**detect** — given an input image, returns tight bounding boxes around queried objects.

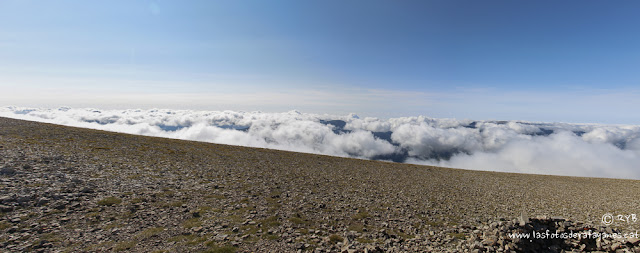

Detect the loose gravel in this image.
[1,117,639,252]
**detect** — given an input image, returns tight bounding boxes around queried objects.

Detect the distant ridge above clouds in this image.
[2,106,639,179]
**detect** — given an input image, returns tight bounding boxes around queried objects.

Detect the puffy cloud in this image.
[430,131,640,179]
[2,106,639,179]
[391,123,481,159]
[581,126,640,149]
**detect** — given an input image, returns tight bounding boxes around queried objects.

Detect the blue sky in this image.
[1,0,639,123]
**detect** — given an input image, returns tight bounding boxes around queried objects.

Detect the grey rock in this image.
[7,226,18,233]
[53,201,68,210]
[80,187,94,193]
[36,197,50,206]
[0,204,13,212]
[16,194,33,204]
[0,167,16,176]
[611,242,621,251]
[0,195,14,204]
[518,212,528,226]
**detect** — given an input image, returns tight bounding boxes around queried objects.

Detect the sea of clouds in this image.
[2,106,639,179]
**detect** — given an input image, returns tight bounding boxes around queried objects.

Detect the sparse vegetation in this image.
[352,211,371,220]
[168,234,200,243]
[260,216,281,227]
[130,197,145,204]
[329,234,343,244]
[162,201,184,208]
[348,224,364,232]
[204,245,238,253]
[182,217,202,228]
[206,194,226,200]
[288,217,308,225]
[113,240,137,251]
[97,197,122,206]
[137,227,165,239]
[2,117,640,252]
[448,232,466,240]
[264,234,279,240]
[357,238,374,243]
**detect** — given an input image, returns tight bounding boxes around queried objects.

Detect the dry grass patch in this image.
[352,211,371,220]
[113,240,137,251]
[137,227,165,239]
[97,197,122,206]
[329,234,343,244]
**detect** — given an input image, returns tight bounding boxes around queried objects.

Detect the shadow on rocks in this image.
[514,217,597,252]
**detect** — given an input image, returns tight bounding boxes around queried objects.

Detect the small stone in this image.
[518,212,528,226]
[0,167,16,176]
[70,202,82,209]
[37,197,50,206]
[611,242,621,251]
[0,204,13,212]
[16,194,33,204]
[53,201,68,210]
[80,187,94,193]
[482,237,497,246]
[0,195,13,204]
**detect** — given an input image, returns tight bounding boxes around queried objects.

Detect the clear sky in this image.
[1,0,639,124]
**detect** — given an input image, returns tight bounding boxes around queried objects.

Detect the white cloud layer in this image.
[2,106,639,179]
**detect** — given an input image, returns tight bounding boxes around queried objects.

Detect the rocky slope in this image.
[1,117,639,252]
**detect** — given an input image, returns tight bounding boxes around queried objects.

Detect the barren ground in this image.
[1,117,639,252]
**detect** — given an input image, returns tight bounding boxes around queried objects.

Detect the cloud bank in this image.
[2,106,639,179]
